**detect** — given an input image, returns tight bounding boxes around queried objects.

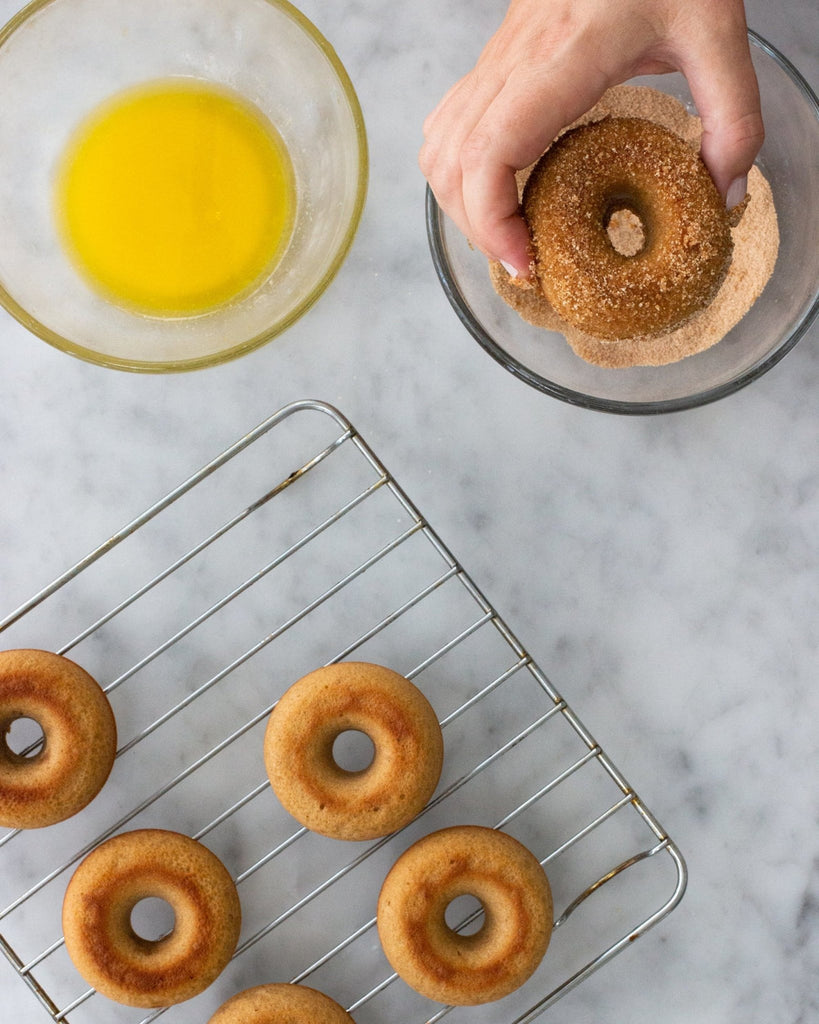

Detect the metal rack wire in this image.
[0,399,686,1023]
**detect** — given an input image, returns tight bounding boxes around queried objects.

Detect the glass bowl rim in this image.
[0,0,369,373]
[426,30,819,415]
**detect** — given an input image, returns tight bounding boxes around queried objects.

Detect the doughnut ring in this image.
[208,983,355,1023]
[377,825,553,1004]
[264,662,443,841]
[0,649,116,829]
[62,828,241,1007]
[523,116,733,340]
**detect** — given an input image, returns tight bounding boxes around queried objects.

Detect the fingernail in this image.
[500,259,519,278]
[726,176,747,210]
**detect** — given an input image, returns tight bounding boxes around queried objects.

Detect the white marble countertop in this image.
[0,1,817,1022]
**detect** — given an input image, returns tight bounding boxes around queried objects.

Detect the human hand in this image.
[420,0,764,276]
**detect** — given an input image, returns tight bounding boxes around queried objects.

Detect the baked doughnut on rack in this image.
[62,828,241,1007]
[264,662,443,841]
[208,982,356,1023]
[0,649,116,829]
[377,825,553,1004]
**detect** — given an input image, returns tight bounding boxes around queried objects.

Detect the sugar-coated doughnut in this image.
[0,649,116,829]
[523,116,733,340]
[208,983,355,1023]
[264,662,443,841]
[377,825,553,1004]
[62,829,241,1007]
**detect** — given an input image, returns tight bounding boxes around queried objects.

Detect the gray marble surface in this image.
[0,0,817,1022]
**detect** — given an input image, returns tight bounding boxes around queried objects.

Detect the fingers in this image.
[422,56,611,275]
[420,69,508,260]
[455,66,609,272]
[671,3,764,204]
[421,0,765,272]
[420,0,663,276]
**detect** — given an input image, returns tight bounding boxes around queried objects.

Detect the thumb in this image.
[679,19,764,206]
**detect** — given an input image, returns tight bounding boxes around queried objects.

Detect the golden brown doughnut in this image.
[0,649,116,829]
[208,983,355,1024]
[523,116,733,340]
[62,829,241,1007]
[377,825,553,1004]
[264,662,443,841]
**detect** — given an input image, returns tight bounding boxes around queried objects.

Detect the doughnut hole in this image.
[331,729,376,773]
[428,876,524,967]
[2,715,45,760]
[605,202,647,257]
[444,893,484,936]
[129,896,176,943]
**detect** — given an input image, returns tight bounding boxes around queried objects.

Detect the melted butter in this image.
[56,78,295,316]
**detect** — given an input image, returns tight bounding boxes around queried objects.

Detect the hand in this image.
[420,0,764,276]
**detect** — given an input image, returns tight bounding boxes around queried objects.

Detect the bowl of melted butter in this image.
[0,0,368,370]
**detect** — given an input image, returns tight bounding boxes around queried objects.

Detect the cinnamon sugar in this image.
[491,85,780,368]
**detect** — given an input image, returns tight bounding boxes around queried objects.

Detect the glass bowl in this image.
[427,32,819,414]
[0,0,368,371]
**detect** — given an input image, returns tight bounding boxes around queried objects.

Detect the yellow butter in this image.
[56,78,295,316]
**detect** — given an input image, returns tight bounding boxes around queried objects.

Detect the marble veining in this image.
[0,0,817,1022]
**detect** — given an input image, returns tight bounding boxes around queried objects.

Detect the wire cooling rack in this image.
[0,399,686,1023]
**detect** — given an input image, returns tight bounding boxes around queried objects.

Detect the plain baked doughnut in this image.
[208,983,356,1024]
[62,828,241,1007]
[377,825,553,1004]
[264,662,443,841]
[523,116,733,340]
[0,649,116,829]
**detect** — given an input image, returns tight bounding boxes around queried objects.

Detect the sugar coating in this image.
[491,85,780,368]
[523,116,734,340]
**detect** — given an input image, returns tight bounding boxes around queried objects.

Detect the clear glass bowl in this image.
[0,0,368,371]
[427,32,819,414]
